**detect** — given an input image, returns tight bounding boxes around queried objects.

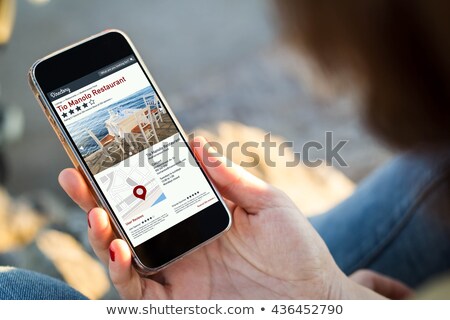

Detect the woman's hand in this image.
[59,136,386,299]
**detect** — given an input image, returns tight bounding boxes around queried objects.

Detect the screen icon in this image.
[133,185,147,200]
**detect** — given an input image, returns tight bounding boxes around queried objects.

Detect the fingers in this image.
[60,169,167,299]
[108,239,166,299]
[60,169,115,266]
[59,168,97,212]
[350,269,413,299]
[108,239,143,299]
[87,208,116,266]
[190,136,279,213]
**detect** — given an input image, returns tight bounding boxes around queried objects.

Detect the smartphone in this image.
[28,30,231,275]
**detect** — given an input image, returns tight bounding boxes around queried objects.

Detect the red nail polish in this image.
[109,247,115,262]
[87,209,93,228]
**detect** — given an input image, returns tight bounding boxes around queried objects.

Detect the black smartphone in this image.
[28,30,231,275]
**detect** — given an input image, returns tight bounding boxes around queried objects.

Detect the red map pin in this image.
[133,185,147,200]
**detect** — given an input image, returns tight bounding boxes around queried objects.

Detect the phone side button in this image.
[37,95,48,112]
[49,117,57,128]
[57,133,66,144]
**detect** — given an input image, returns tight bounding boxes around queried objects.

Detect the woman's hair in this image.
[276,0,450,149]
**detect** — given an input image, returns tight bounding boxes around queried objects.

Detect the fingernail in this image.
[109,247,115,262]
[87,209,93,228]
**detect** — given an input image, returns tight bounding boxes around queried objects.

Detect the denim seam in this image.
[350,166,450,273]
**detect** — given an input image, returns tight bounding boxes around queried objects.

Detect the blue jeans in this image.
[310,147,450,288]
[0,267,86,299]
[1,148,449,299]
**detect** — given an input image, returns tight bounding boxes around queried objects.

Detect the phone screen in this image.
[46,55,219,247]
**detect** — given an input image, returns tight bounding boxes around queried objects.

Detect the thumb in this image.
[191,136,277,213]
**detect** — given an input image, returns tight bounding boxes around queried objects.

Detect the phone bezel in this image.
[29,30,231,274]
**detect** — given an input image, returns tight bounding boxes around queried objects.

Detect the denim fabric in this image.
[310,147,450,288]
[0,267,87,300]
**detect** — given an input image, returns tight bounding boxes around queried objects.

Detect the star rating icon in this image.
[76,106,81,112]
[187,191,200,199]
[69,109,74,115]
[82,103,88,108]
[89,99,95,105]
[62,112,67,118]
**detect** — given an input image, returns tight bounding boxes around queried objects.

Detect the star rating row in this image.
[61,100,95,118]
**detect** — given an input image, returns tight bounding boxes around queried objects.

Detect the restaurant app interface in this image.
[47,56,219,246]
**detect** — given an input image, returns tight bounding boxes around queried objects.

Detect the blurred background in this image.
[0,0,391,299]
[2,0,277,197]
